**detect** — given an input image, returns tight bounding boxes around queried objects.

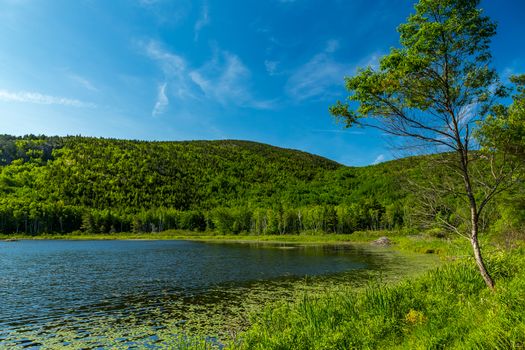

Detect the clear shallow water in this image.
[0,239,436,348]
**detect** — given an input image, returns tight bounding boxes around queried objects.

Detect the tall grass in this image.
[238,248,525,349]
[6,232,519,349]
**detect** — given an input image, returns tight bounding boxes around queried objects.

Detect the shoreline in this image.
[0,232,385,243]
[0,230,468,256]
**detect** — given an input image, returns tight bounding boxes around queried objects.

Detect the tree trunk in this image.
[460,148,495,290]
[470,215,495,290]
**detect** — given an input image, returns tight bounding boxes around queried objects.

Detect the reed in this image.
[238,248,525,349]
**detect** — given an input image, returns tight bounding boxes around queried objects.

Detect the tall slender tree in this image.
[330,0,519,289]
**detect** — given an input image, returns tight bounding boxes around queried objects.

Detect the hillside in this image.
[4,134,517,237]
[0,135,343,209]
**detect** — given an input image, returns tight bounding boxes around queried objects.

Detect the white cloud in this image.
[0,89,96,108]
[137,0,190,25]
[189,50,274,109]
[361,52,381,70]
[194,3,209,41]
[68,74,98,92]
[325,39,339,53]
[143,40,195,101]
[264,60,279,75]
[286,43,384,102]
[286,51,347,101]
[503,67,515,79]
[152,82,169,116]
[501,65,523,83]
[145,41,186,76]
[373,154,385,164]
[142,40,273,111]
[312,129,365,135]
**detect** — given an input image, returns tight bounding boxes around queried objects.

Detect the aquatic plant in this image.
[239,248,525,349]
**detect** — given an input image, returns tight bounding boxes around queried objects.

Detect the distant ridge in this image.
[0,134,412,235]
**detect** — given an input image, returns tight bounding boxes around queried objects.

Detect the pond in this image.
[0,239,437,348]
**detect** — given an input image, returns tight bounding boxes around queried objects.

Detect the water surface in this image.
[0,239,436,348]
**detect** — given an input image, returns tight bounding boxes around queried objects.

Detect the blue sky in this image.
[0,0,523,166]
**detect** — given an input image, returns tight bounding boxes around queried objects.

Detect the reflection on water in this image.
[0,239,437,348]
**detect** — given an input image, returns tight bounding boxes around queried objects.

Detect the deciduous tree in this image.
[330,0,521,289]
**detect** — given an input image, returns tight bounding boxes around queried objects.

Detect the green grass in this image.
[5,230,520,349]
[3,230,375,242]
[236,247,525,349]
[0,229,468,256]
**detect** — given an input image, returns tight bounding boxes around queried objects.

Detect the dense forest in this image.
[0,134,522,236]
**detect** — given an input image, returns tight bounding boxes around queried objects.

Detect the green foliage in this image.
[0,134,64,166]
[0,135,522,237]
[479,74,525,160]
[0,135,417,236]
[239,248,525,349]
[330,0,502,131]
[328,0,525,289]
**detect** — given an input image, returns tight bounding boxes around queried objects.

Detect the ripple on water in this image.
[0,240,438,348]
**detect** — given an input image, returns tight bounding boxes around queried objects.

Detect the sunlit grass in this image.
[237,248,525,349]
[0,229,471,256]
[5,231,516,349]
[2,232,444,349]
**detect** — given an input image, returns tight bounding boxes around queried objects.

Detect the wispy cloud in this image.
[501,64,523,83]
[137,0,190,25]
[194,3,209,41]
[142,40,273,112]
[325,39,339,53]
[152,82,168,116]
[145,41,186,76]
[68,74,99,92]
[360,52,381,70]
[503,67,515,79]
[373,154,385,164]
[0,89,96,108]
[190,50,274,109]
[264,60,279,75]
[144,40,195,101]
[312,129,365,135]
[138,0,159,5]
[285,40,348,101]
[286,43,384,102]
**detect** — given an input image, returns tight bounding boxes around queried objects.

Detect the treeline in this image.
[0,134,64,166]
[0,135,347,210]
[0,201,405,235]
[1,135,521,237]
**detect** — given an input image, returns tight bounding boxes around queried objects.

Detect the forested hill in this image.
[0,134,415,235]
[0,135,343,208]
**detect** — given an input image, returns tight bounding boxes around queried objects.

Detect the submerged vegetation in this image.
[1,236,440,349]
[1,0,524,347]
[239,246,525,349]
[5,234,521,349]
[1,132,524,348]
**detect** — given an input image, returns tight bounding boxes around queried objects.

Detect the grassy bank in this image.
[0,229,471,257]
[237,247,525,349]
[4,230,521,349]
[1,230,403,242]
